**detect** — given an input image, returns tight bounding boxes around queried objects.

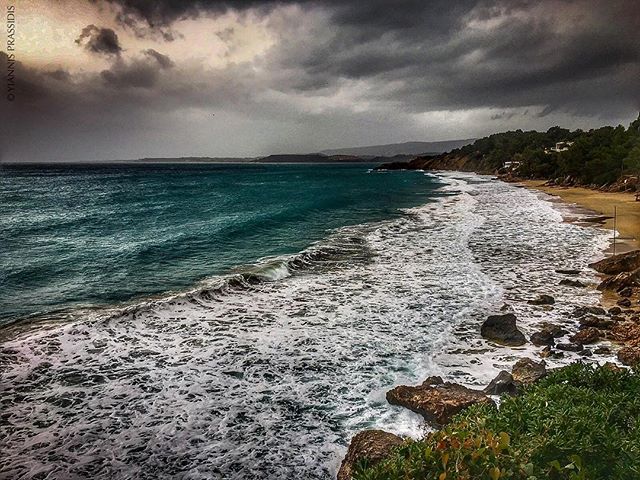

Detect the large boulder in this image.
[386,378,494,426]
[597,268,640,292]
[337,430,404,480]
[528,294,555,305]
[511,358,546,385]
[570,327,601,345]
[480,313,527,346]
[589,250,640,275]
[617,346,640,367]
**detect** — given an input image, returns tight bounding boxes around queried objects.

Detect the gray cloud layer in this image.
[3,0,640,162]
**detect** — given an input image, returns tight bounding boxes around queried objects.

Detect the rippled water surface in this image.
[1,170,611,480]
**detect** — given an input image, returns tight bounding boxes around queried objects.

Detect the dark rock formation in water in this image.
[589,250,640,275]
[578,315,614,330]
[386,377,493,426]
[597,269,640,292]
[337,430,404,480]
[559,279,586,287]
[480,313,527,346]
[530,329,555,347]
[528,294,555,305]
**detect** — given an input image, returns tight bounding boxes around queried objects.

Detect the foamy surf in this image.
[0,172,614,480]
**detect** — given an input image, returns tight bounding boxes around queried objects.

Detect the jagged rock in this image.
[617,346,640,367]
[572,306,607,317]
[589,250,640,275]
[511,358,546,385]
[480,313,527,346]
[579,315,614,330]
[619,287,634,298]
[555,269,581,275]
[608,307,622,316]
[578,349,593,357]
[618,298,632,308]
[528,294,555,305]
[597,268,640,292]
[530,330,555,346]
[386,379,494,426]
[556,342,584,352]
[594,346,612,355]
[570,327,600,345]
[484,371,518,395]
[337,430,404,480]
[559,279,586,287]
[537,322,569,338]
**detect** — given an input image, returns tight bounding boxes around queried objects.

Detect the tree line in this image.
[450,113,640,185]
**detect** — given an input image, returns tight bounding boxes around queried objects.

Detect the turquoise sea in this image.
[0,163,443,326]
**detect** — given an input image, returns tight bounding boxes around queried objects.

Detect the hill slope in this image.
[321,139,475,157]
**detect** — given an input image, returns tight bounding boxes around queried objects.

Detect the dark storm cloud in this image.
[95,0,640,115]
[5,0,640,162]
[143,49,175,69]
[75,24,123,55]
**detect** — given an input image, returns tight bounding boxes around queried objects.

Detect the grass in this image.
[354,363,640,480]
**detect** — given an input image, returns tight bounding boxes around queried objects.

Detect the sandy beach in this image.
[520,180,640,250]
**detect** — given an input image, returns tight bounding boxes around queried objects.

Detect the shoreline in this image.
[340,173,640,478]
[518,179,640,251]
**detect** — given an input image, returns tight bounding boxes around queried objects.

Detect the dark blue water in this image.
[0,162,443,325]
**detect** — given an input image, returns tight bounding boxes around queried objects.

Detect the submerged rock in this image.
[593,346,612,355]
[589,250,640,275]
[559,279,586,287]
[555,269,581,275]
[530,330,555,347]
[480,313,527,346]
[386,379,493,426]
[556,342,584,352]
[528,294,555,305]
[618,298,632,308]
[579,316,614,330]
[511,358,546,385]
[538,322,569,338]
[572,306,607,317]
[337,430,404,480]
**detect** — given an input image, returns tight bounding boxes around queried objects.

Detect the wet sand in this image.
[520,180,640,251]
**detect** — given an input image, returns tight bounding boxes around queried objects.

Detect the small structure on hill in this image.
[545,141,574,154]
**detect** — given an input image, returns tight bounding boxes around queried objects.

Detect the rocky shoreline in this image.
[337,244,640,478]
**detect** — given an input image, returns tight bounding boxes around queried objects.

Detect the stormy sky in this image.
[1,0,639,162]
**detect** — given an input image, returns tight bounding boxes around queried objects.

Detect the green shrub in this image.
[355,363,640,480]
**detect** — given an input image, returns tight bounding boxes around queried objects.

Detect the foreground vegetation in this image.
[355,363,640,480]
[451,114,640,185]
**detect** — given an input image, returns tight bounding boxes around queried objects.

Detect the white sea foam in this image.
[0,173,614,480]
